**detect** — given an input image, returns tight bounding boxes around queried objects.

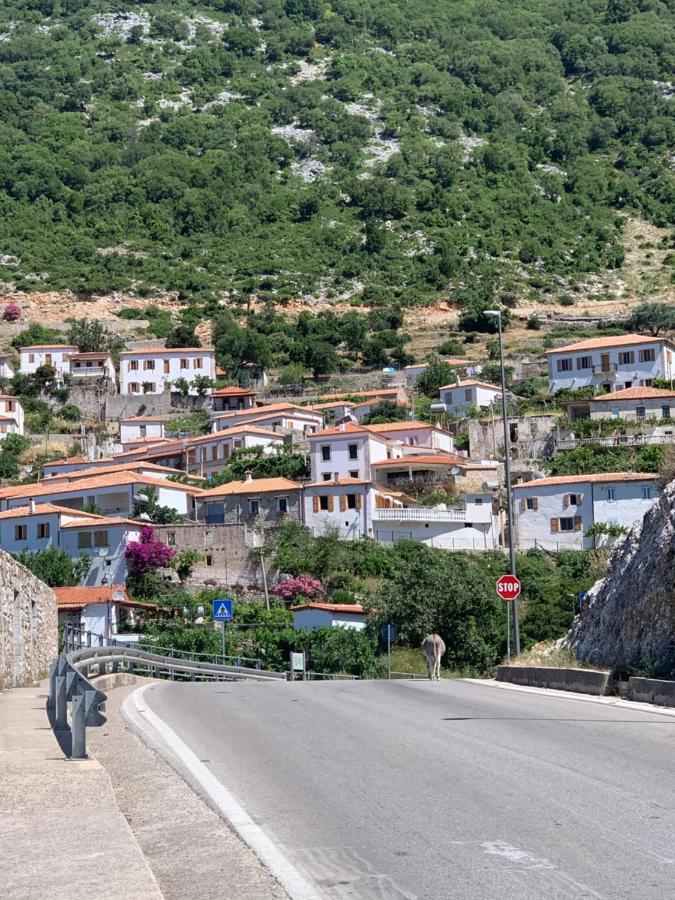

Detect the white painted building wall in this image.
[436,382,502,412]
[513,477,659,551]
[303,483,371,539]
[59,523,141,585]
[547,338,674,393]
[589,396,675,421]
[19,345,77,378]
[119,419,165,443]
[291,607,366,631]
[0,356,13,379]
[119,348,216,395]
[0,396,24,434]
[309,432,389,482]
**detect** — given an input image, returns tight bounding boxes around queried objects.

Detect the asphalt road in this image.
[138,678,675,900]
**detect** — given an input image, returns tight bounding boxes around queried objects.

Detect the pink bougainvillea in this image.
[273,574,324,602]
[125,525,176,573]
[2,302,21,322]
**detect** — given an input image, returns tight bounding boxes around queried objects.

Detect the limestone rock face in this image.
[567,483,675,675]
[0,550,57,689]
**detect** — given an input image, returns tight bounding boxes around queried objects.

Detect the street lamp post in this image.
[485,309,521,656]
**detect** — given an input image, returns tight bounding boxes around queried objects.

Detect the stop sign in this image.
[496,574,521,600]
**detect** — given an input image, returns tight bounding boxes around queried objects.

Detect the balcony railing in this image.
[373,507,468,522]
[592,364,618,375]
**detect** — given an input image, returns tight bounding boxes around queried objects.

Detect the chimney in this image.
[244,469,253,483]
[29,498,36,514]
[333,472,339,483]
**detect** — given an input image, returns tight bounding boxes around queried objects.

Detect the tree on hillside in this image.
[416,356,456,396]
[13,547,90,587]
[363,401,410,424]
[627,303,675,336]
[67,319,124,354]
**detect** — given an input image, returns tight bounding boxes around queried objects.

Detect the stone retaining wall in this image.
[0,550,57,689]
[496,665,612,696]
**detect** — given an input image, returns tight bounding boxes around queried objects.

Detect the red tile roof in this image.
[546,333,671,354]
[590,386,675,402]
[54,585,157,611]
[19,344,77,350]
[438,380,502,391]
[212,386,257,397]
[305,476,370,487]
[0,470,205,500]
[371,454,463,467]
[513,472,657,489]
[201,476,301,497]
[120,347,214,356]
[290,602,367,615]
[308,423,387,440]
[367,421,436,433]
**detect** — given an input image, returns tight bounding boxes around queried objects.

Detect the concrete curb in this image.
[92,672,138,692]
[496,665,612,696]
[628,677,675,707]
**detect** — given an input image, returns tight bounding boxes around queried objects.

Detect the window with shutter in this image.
[312,496,319,513]
[355,494,362,510]
[339,494,346,511]
[519,498,526,513]
[563,494,570,509]
[573,516,582,531]
[550,518,559,533]
[328,495,334,511]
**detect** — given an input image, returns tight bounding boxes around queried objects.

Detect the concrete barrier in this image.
[496,665,612,696]
[628,677,675,708]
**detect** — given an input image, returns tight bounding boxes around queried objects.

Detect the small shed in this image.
[290,602,368,632]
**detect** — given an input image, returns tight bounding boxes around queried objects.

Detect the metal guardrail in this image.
[51,627,285,759]
[62,624,263,669]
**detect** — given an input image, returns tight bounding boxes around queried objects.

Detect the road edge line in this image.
[461,678,675,717]
[122,684,321,900]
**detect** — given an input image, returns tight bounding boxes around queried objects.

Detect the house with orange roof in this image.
[54,585,157,642]
[367,421,455,453]
[303,475,405,541]
[18,343,78,379]
[546,333,675,394]
[210,401,324,436]
[307,422,391,483]
[68,351,116,385]
[432,380,504,414]
[513,471,660,551]
[119,346,216,395]
[403,358,481,387]
[564,385,675,424]
[0,502,142,585]
[0,470,204,518]
[211,385,258,412]
[199,471,303,528]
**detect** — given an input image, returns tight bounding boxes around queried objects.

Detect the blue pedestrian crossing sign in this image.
[212,598,234,621]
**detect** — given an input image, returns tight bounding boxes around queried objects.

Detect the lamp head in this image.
[484,309,501,316]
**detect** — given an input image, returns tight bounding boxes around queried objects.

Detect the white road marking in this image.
[480,840,554,869]
[123,684,322,900]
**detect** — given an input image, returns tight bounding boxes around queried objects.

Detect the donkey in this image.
[421,634,446,681]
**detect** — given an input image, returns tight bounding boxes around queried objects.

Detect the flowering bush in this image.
[2,301,21,322]
[125,525,176,574]
[273,574,324,603]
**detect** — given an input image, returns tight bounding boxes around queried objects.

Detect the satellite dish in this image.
[98,547,109,557]
[450,466,461,475]
[112,591,125,603]
[138,513,151,521]
[133,493,149,504]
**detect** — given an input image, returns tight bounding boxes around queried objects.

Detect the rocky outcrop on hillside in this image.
[566,483,675,676]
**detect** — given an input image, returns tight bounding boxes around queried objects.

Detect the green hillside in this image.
[0,0,672,305]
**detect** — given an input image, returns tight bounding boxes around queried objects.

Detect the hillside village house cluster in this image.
[2,330,669,591]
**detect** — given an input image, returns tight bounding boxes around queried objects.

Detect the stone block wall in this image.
[0,551,57,689]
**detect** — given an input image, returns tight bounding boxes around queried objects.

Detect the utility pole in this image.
[485,309,521,656]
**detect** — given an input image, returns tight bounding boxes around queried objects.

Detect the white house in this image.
[210,402,324,435]
[119,416,166,445]
[119,347,216,395]
[19,344,78,378]
[586,386,675,422]
[431,380,503,414]
[546,334,675,394]
[54,585,157,641]
[308,423,390,483]
[371,493,500,551]
[290,602,367,632]
[68,352,116,383]
[0,471,205,518]
[0,395,24,437]
[0,503,141,585]
[367,421,455,453]
[303,477,404,540]
[513,472,659,551]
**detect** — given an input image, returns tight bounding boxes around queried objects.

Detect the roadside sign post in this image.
[291,651,306,682]
[212,598,234,661]
[381,624,397,679]
[496,576,521,661]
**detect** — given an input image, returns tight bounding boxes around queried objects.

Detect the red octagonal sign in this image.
[496,574,521,600]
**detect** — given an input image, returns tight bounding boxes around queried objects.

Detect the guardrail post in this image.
[86,631,92,648]
[66,669,78,701]
[71,694,87,759]
[55,676,68,731]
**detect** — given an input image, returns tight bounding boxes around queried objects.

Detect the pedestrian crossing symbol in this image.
[212,598,234,621]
